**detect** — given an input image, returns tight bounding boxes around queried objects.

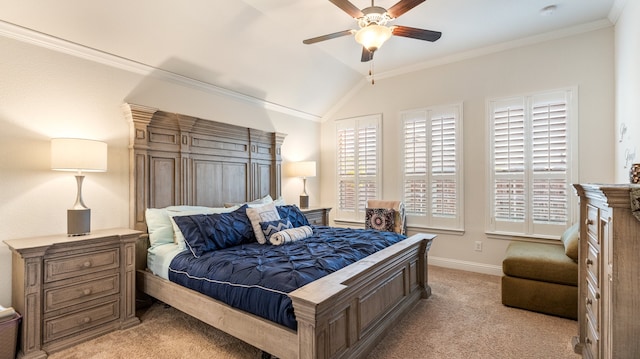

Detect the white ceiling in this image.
[0,0,618,119]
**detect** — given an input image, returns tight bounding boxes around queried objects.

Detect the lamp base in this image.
[299,195,309,209]
[68,208,90,236]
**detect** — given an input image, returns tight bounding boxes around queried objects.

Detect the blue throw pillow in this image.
[276,205,310,228]
[174,204,255,257]
[260,218,293,242]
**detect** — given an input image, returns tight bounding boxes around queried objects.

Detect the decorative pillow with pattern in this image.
[365,208,396,232]
[260,219,293,242]
[269,225,313,246]
[246,202,281,244]
[276,205,310,228]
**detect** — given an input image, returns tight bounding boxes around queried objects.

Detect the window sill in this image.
[333,219,465,236]
[485,231,560,243]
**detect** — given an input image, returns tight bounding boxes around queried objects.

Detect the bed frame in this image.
[123,103,435,359]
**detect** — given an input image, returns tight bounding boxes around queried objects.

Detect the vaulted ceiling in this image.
[0,0,618,119]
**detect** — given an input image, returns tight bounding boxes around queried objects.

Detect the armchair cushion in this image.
[560,223,579,262]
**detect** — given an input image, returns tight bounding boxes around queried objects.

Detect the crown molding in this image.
[608,0,629,24]
[0,20,322,122]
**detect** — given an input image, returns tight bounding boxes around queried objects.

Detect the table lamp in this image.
[51,138,107,236]
[288,161,316,208]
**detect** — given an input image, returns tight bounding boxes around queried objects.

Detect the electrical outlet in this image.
[474,241,483,252]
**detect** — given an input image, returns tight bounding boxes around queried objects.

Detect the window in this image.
[401,104,463,230]
[336,114,381,222]
[488,89,577,237]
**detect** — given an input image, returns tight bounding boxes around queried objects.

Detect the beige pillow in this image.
[561,223,579,262]
[246,202,281,244]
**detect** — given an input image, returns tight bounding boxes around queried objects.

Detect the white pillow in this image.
[273,196,286,206]
[169,205,240,250]
[225,194,273,208]
[269,226,313,246]
[246,202,281,244]
[145,208,175,247]
[145,205,231,248]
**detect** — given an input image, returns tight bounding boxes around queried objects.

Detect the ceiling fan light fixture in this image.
[355,24,392,52]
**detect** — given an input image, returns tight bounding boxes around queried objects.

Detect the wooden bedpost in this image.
[273,132,286,200]
[123,103,158,232]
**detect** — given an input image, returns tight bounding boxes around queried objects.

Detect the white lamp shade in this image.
[287,161,316,178]
[51,138,108,172]
[355,24,392,52]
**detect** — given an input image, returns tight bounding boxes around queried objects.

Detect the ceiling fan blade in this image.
[387,0,426,19]
[303,30,354,44]
[329,0,364,18]
[392,25,441,42]
[361,47,374,62]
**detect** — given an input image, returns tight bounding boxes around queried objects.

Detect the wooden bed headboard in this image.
[123,103,286,233]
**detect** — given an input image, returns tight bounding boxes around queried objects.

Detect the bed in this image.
[124,103,435,359]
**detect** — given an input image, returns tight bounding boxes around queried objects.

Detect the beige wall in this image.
[320,27,615,274]
[0,36,320,307]
[614,0,640,181]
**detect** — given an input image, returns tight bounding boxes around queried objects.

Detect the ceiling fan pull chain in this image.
[370,61,375,85]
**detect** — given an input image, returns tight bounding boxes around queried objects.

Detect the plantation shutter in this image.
[531,99,568,224]
[492,101,526,223]
[489,89,574,237]
[357,123,378,212]
[403,113,428,215]
[402,104,463,230]
[337,126,356,212]
[336,115,381,221]
[431,113,457,218]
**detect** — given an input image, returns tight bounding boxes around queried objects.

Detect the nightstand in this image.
[300,207,332,226]
[4,228,141,359]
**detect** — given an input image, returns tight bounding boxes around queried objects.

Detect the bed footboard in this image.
[290,233,434,359]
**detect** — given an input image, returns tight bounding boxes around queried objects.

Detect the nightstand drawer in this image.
[44,274,120,312]
[300,207,331,226]
[306,213,324,225]
[43,299,120,343]
[45,248,120,282]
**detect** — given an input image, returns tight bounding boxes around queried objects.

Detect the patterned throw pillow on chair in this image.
[365,208,396,232]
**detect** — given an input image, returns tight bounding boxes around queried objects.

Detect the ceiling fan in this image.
[303,0,442,62]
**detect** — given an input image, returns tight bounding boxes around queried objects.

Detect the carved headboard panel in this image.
[123,103,286,232]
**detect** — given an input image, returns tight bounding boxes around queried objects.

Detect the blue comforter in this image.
[168,226,406,329]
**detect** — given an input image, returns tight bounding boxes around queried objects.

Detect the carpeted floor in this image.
[48,266,579,359]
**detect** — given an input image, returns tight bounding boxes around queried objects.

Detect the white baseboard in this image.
[429,256,504,277]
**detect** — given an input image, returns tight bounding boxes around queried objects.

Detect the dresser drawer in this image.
[586,205,599,246]
[585,281,600,332]
[43,299,120,343]
[44,274,120,312]
[585,243,599,288]
[585,316,600,359]
[45,248,120,282]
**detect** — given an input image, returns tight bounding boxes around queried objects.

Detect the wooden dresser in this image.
[4,228,141,359]
[300,207,332,226]
[572,184,640,359]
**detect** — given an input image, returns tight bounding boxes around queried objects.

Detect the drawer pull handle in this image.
[81,317,91,324]
[595,292,600,300]
[83,289,92,296]
[83,261,92,268]
[586,338,592,345]
[586,298,592,306]
[585,219,594,225]
[585,258,593,266]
